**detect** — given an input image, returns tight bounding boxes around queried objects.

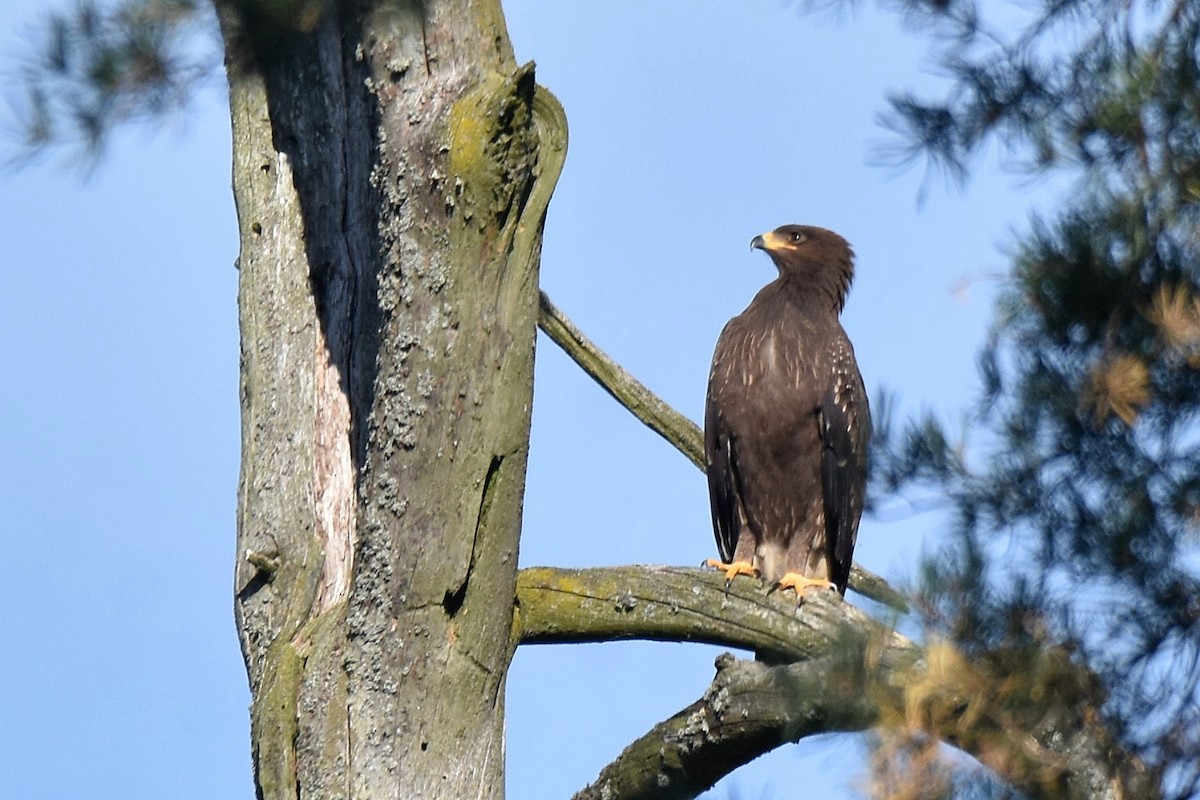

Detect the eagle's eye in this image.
[790,231,807,244]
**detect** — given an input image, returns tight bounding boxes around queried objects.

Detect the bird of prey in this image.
[704,225,869,596]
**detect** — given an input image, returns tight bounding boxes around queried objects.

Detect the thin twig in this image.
[537,290,705,470]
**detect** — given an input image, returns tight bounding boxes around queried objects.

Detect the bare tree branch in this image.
[515,565,909,661]
[537,290,705,469]
[514,566,1160,800]
[571,652,878,800]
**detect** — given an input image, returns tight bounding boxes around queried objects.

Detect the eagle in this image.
[704,225,869,596]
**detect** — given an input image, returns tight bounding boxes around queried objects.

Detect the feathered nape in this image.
[773,243,855,314]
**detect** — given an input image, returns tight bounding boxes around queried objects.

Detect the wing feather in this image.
[820,359,868,594]
[705,390,741,563]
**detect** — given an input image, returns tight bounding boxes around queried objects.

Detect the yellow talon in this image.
[704,558,758,583]
[775,573,835,597]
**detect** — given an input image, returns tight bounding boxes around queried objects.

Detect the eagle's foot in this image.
[703,558,758,584]
[774,573,835,598]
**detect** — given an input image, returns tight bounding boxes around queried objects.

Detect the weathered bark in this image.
[516,565,907,658]
[217,2,566,797]
[573,654,878,800]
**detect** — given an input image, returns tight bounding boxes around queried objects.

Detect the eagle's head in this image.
[751,224,855,312]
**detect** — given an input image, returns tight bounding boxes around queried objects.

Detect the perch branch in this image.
[535,290,907,612]
[515,565,909,662]
[513,566,1158,800]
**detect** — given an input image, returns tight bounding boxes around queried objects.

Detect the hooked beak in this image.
[750,230,785,253]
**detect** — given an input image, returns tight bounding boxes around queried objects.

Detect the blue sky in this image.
[0,2,1058,798]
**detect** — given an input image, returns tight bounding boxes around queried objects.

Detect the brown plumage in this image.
[705,225,869,596]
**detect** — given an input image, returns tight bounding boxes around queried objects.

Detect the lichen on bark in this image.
[219,1,566,797]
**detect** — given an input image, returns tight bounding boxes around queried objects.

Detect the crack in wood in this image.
[444,454,504,617]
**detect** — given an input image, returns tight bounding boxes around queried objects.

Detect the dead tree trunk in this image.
[216,2,566,796]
